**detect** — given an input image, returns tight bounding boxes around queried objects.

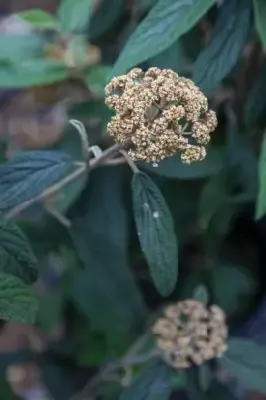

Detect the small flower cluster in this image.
[105,68,217,164]
[152,300,228,369]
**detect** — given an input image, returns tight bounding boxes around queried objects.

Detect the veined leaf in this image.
[110,0,216,77]
[0,151,71,213]
[58,0,94,33]
[0,273,38,323]
[120,362,172,400]
[132,171,178,296]
[193,0,251,93]
[0,60,68,88]
[219,338,266,393]
[253,0,266,49]
[256,132,266,219]
[0,216,38,283]
[17,9,58,30]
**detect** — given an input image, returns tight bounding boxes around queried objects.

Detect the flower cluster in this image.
[152,300,228,368]
[105,68,217,164]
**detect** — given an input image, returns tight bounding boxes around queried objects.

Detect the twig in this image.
[120,150,139,174]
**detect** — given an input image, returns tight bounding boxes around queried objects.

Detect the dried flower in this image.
[105,68,217,164]
[152,300,228,369]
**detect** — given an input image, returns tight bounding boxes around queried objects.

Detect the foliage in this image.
[0,0,266,399]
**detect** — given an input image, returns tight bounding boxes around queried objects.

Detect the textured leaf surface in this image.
[256,133,266,219]
[219,338,266,393]
[0,60,68,88]
[132,171,178,296]
[0,273,38,323]
[0,151,71,213]
[193,0,251,92]
[58,0,94,32]
[68,167,147,339]
[139,148,225,179]
[120,362,171,400]
[110,0,216,77]
[253,0,266,49]
[17,9,58,30]
[0,216,38,283]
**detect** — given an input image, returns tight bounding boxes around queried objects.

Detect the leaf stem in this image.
[120,150,139,174]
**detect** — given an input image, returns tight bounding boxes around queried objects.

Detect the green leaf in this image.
[253,0,266,48]
[120,361,172,400]
[0,151,71,213]
[256,132,266,219]
[58,0,94,33]
[149,39,188,73]
[84,66,112,96]
[132,171,178,296]
[0,273,38,323]
[0,59,68,88]
[219,338,266,393]
[193,0,251,93]
[68,167,147,339]
[193,284,209,305]
[0,216,38,283]
[244,62,266,129]
[110,0,216,77]
[139,148,225,179]
[89,0,125,39]
[210,264,256,317]
[17,9,58,30]
[38,289,64,333]
[0,35,44,63]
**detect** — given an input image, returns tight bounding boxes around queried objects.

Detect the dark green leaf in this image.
[256,132,266,219]
[132,171,178,296]
[219,338,266,393]
[0,59,68,88]
[0,273,38,323]
[210,265,256,317]
[89,0,125,39]
[0,151,71,213]
[253,0,266,48]
[149,40,188,73]
[68,167,147,339]
[17,9,58,30]
[244,62,266,129]
[193,0,251,93]
[84,66,112,96]
[139,148,225,179]
[120,361,172,400]
[38,289,64,333]
[110,0,216,77]
[0,35,44,62]
[58,0,94,33]
[207,380,237,400]
[0,216,38,283]
[193,284,209,305]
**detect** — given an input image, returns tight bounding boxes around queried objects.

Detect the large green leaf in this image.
[89,0,125,39]
[0,273,38,323]
[193,0,251,93]
[219,338,266,393]
[0,151,71,213]
[120,362,172,400]
[149,40,188,73]
[0,35,44,62]
[68,166,147,339]
[253,0,266,48]
[0,216,38,283]
[0,59,68,88]
[132,171,178,296]
[244,62,266,129]
[256,132,266,219]
[139,148,225,179]
[110,0,216,77]
[58,0,94,33]
[17,9,58,30]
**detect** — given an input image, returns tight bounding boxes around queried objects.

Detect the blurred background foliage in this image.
[1,0,266,399]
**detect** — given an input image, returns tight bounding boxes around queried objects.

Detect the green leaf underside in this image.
[110,0,216,77]
[193,0,251,92]
[132,171,178,296]
[220,338,266,393]
[0,273,38,323]
[0,216,38,283]
[120,361,172,400]
[0,151,71,213]
[256,132,266,219]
